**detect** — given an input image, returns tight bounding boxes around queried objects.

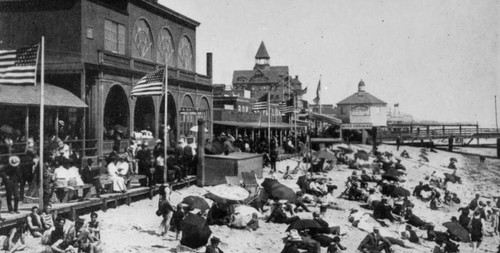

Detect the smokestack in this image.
[206,52,213,80]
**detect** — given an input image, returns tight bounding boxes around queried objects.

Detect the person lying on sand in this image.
[357,226,392,253]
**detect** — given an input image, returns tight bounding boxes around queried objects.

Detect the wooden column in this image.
[196,118,206,187]
[25,106,29,149]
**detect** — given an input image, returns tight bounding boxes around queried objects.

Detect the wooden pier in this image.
[378,123,500,145]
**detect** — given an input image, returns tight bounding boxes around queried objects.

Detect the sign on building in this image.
[341,123,373,129]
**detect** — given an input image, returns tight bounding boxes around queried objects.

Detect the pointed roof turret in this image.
[255,41,270,59]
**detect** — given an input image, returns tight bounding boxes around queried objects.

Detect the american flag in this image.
[131,68,165,97]
[252,93,269,111]
[0,44,39,85]
[280,97,296,114]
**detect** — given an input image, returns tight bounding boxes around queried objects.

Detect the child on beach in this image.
[86,212,101,240]
[246,213,259,231]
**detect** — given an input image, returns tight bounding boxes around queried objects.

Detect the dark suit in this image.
[205,245,224,253]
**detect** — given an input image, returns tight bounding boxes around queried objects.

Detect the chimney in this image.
[206,52,213,80]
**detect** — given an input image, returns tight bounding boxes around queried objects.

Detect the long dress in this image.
[107,162,126,192]
[470,216,483,242]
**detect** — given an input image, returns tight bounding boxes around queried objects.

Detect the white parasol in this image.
[189,125,208,133]
[207,184,249,201]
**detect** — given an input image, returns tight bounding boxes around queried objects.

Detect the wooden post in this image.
[372,126,378,151]
[25,106,29,150]
[497,138,500,158]
[196,118,206,187]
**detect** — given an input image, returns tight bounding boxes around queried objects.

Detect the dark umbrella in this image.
[114,124,127,134]
[313,150,337,161]
[442,222,470,242]
[180,213,212,249]
[181,196,210,212]
[382,168,402,182]
[354,150,370,161]
[0,124,15,135]
[286,219,321,232]
[261,178,297,203]
[393,186,411,197]
[338,146,354,153]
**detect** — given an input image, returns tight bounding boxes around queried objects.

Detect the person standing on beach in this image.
[469,210,485,253]
[270,147,278,173]
[2,156,21,213]
[396,135,401,151]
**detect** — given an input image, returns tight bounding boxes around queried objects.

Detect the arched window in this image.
[180,95,195,137]
[199,97,211,133]
[132,18,153,61]
[177,36,194,71]
[156,28,174,66]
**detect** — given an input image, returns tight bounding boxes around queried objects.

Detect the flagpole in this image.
[319,75,322,115]
[294,93,297,157]
[163,56,169,184]
[267,92,271,152]
[38,37,45,209]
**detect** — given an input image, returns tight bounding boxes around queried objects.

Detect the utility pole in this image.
[495,95,498,132]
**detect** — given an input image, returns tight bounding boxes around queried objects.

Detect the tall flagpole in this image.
[294,92,297,156]
[38,37,45,209]
[163,54,170,184]
[267,92,271,152]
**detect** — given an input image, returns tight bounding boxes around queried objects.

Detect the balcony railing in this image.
[98,50,211,86]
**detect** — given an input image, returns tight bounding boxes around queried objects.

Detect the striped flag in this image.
[0,44,39,85]
[131,68,164,97]
[252,93,269,111]
[280,97,295,114]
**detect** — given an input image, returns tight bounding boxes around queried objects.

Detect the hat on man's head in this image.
[210,237,221,244]
[9,155,20,167]
[142,141,149,146]
[58,120,64,126]
[373,225,380,231]
[278,199,288,204]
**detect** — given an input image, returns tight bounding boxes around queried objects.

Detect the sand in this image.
[21,144,500,253]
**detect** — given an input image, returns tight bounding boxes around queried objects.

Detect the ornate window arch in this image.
[132,18,154,61]
[156,27,174,66]
[177,36,194,71]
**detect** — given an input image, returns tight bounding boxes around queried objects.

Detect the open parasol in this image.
[286,219,321,232]
[180,213,212,249]
[206,184,249,201]
[313,150,337,161]
[181,196,210,212]
[189,125,208,133]
[0,124,15,135]
[442,222,470,242]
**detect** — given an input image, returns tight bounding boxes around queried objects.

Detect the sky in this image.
[162,0,500,127]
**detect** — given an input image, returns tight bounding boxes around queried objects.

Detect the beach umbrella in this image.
[313,150,337,161]
[261,178,297,203]
[382,168,402,182]
[355,150,370,161]
[393,186,411,197]
[114,124,127,134]
[0,124,15,135]
[181,196,210,212]
[189,125,208,133]
[207,184,249,201]
[442,222,470,242]
[286,219,321,232]
[180,213,212,249]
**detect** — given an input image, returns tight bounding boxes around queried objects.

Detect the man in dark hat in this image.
[357,226,391,253]
[2,156,21,213]
[205,236,224,253]
[136,141,152,186]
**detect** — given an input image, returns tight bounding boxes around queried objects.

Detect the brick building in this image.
[0,0,213,156]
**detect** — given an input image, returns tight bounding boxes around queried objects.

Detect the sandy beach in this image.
[20,144,500,253]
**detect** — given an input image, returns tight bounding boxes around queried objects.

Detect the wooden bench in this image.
[126,174,148,189]
[53,183,95,203]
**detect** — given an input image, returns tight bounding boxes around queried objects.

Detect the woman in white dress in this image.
[107,155,127,193]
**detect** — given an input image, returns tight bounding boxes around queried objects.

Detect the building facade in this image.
[337,80,387,127]
[0,0,213,156]
[232,41,303,104]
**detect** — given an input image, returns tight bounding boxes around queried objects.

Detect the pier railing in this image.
[378,125,499,141]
